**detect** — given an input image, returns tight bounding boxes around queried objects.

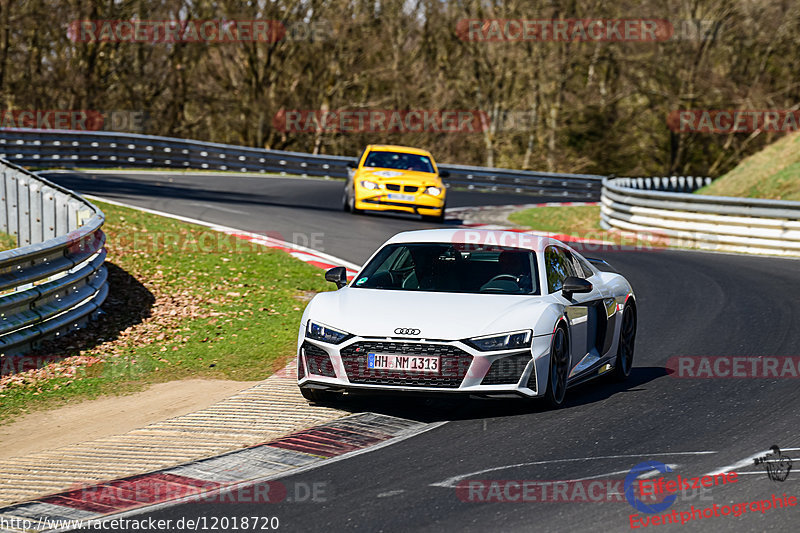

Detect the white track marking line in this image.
[573,467,658,482]
[706,447,800,477]
[730,471,799,477]
[188,201,248,214]
[430,451,716,488]
[705,450,768,477]
[377,489,406,498]
[81,194,362,272]
[632,464,680,480]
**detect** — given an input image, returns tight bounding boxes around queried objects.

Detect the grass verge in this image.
[507,204,604,235]
[697,131,800,201]
[0,200,331,422]
[507,204,675,251]
[0,232,16,251]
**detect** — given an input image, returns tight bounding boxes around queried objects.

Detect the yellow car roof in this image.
[366,145,433,157]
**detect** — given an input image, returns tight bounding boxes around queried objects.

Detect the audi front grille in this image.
[340,341,473,388]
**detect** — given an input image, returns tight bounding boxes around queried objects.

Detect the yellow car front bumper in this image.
[354,191,445,216]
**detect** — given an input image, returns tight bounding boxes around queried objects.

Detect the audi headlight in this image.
[360,180,380,190]
[425,186,443,196]
[465,330,532,351]
[306,321,351,344]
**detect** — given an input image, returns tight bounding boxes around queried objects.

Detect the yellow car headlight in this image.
[425,186,443,196]
[360,180,380,190]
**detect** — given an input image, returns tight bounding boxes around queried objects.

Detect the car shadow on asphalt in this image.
[314,366,668,424]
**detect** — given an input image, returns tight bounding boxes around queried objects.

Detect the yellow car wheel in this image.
[343,185,361,214]
[423,203,446,224]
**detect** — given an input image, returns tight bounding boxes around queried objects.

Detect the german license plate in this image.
[367,353,440,373]
[387,193,415,202]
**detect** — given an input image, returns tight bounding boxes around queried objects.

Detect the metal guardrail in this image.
[601,176,800,257]
[0,158,107,357]
[0,128,603,199]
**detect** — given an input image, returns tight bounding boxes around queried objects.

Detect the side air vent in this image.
[481,353,532,385]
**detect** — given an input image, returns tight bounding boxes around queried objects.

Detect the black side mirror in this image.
[325,266,348,289]
[562,276,592,299]
[346,160,358,169]
[439,169,450,178]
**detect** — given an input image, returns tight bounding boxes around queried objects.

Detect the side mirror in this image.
[325,266,348,289]
[346,160,358,169]
[562,276,592,299]
[439,169,450,178]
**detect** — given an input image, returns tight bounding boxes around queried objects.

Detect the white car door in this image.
[544,246,606,380]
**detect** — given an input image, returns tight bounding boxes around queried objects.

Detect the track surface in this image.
[45,171,549,265]
[44,171,800,532]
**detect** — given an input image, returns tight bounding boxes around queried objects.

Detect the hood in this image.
[305,287,548,340]
[360,168,441,184]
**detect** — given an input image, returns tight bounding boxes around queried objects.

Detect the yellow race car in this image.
[343,145,448,222]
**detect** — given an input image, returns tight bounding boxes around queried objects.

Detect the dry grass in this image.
[0,233,16,251]
[698,131,800,201]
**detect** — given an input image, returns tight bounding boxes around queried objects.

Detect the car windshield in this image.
[363,151,435,173]
[352,243,539,295]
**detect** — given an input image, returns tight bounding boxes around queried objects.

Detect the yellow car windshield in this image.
[363,151,434,173]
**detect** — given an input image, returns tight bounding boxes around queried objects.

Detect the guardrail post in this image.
[29,180,44,244]
[4,169,18,239]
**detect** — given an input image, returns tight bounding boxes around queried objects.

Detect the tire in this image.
[424,204,446,224]
[348,187,361,214]
[545,326,570,408]
[300,386,341,404]
[342,188,351,212]
[612,304,637,382]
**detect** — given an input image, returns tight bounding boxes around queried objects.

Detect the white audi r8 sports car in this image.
[296,229,636,407]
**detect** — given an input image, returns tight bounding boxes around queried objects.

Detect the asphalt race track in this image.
[44,171,800,532]
[44,171,552,266]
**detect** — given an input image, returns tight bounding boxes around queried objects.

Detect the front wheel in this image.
[423,203,446,224]
[424,210,445,224]
[612,305,636,381]
[545,326,570,408]
[349,188,361,214]
[342,188,351,212]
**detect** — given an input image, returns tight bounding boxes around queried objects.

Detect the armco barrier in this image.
[601,177,800,257]
[0,158,107,357]
[0,128,603,199]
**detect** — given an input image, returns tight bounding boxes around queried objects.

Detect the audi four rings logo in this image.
[394,328,421,335]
